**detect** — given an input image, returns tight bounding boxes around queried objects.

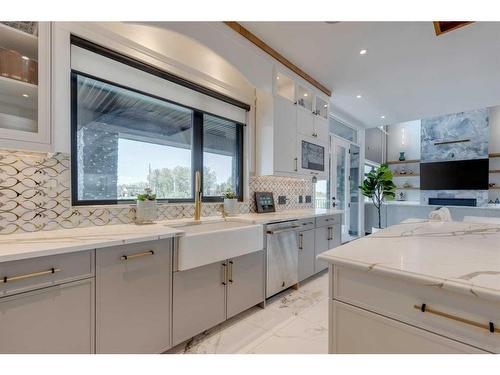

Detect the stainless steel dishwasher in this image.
[265,220,301,298]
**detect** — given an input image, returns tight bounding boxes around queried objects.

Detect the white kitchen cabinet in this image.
[96,240,172,353]
[330,300,487,354]
[173,250,265,345]
[256,69,330,177]
[0,279,94,353]
[273,95,298,174]
[0,22,51,152]
[297,105,315,137]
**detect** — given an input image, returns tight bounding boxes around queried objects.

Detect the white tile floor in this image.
[168,271,329,354]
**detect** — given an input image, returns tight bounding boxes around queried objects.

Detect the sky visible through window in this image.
[117,138,232,198]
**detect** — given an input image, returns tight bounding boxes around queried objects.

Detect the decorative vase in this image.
[399,152,406,161]
[136,200,157,223]
[223,198,238,216]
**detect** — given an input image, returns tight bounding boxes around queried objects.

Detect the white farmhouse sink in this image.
[174,220,263,271]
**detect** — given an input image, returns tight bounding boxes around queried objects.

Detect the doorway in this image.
[330,137,360,242]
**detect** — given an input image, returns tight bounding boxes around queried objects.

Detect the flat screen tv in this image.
[420,159,489,190]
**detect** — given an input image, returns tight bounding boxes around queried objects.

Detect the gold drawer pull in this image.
[121,250,154,261]
[2,268,61,283]
[414,304,498,334]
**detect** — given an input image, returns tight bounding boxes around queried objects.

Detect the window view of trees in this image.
[117,166,232,200]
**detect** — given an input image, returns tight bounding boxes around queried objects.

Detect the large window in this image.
[72,72,243,205]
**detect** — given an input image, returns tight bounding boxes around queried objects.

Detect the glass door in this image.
[349,144,360,238]
[330,137,350,240]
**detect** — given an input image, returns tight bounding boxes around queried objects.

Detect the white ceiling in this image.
[241,22,500,128]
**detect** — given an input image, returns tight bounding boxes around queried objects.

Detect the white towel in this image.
[428,207,452,222]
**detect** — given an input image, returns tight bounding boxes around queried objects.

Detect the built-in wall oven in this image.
[297,136,327,177]
[265,220,301,298]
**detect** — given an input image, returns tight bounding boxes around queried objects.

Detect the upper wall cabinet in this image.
[0,22,51,152]
[256,70,330,178]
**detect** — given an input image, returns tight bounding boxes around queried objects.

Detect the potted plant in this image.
[359,164,396,233]
[136,188,157,224]
[223,189,238,216]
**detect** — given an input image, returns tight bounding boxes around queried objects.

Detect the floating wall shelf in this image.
[393,173,420,177]
[489,153,500,158]
[387,159,421,165]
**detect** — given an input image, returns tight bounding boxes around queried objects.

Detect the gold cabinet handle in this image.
[414,304,499,334]
[298,233,304,250]
[228,260,234,283]
[121,250,154,261]
[2,268,61,283]
[222,263,228,286]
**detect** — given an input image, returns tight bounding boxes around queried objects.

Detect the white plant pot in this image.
[136,200,157,223]
[224,198,238,216]
[371,227,382,234]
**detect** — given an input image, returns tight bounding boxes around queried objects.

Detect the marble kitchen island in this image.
[319,220,500,353]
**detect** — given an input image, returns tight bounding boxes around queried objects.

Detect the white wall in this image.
[386,120,421,162]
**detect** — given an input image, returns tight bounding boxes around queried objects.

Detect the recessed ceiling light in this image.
[381,115,386,119]
[276,76,279,80]
[324,104,328,108]
[304,93,308,97]
[21,55,29,60]
[359,49,367,55]
[22,94,29,98]
[356,94,362,99]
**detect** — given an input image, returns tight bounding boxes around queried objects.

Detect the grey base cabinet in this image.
[0,279,94,353]
[96,240,172,354]
[314,224,341,273]
[297,229,315,282]
[227,250,265,319]
[173,250,265,346]
[173,261,226,346]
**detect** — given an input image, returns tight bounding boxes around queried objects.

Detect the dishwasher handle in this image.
[266,225,301,235]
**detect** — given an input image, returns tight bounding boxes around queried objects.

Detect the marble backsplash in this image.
[0,149,313,235]
[248,175,314,212]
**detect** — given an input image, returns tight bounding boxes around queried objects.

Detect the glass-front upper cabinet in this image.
[275,72,295,103]
[296,85,313,112]
[315,96,329,119]
[0,22,50,148]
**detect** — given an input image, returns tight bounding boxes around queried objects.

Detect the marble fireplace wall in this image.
[420,108,489,206]
[421,108,489,162]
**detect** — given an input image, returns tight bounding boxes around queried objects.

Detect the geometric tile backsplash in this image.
[0,149,314,235]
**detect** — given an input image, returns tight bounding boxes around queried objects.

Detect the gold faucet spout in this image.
[194,170,202,221]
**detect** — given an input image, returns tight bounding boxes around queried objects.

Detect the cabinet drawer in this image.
[333,266,500,353]
[316,215,340,228]
[330,300,487,353]
[296,217,315,231]
[0,279,95,353]
[0,251,94,297]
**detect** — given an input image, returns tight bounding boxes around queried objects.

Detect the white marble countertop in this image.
[233,208,343,224]
[366,200,500,210]
[0,209,343,263]
[319,220,500,302]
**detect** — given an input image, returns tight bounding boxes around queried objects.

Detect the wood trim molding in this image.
[433,21,474,36]
[224,22,332,97]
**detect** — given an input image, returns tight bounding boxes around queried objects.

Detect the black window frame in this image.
[71,71,244,206]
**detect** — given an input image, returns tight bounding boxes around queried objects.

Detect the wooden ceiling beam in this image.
[224,21,332,97]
